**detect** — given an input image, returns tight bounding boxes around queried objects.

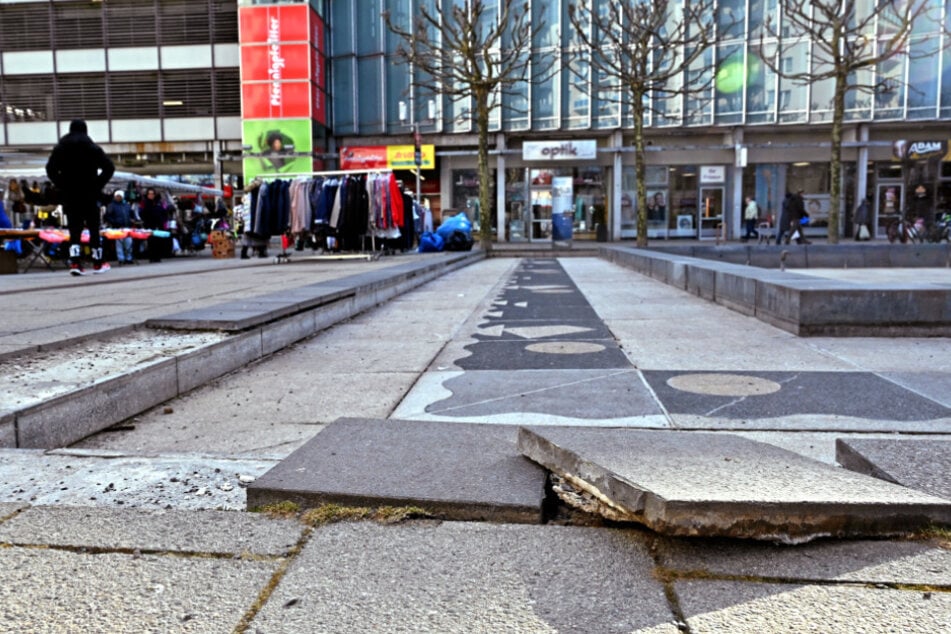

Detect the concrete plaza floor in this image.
[0,248,949,632]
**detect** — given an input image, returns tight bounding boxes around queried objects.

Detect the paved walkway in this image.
[0,251,949,632]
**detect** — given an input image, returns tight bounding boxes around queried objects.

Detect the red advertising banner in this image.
[242,82,312,120]
[241,43,311,83]
[340,146,389,170]
[312,84,326,126]
[239,4,309,44]
[310,9,325,55]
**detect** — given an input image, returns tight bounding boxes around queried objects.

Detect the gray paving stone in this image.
[176,331,263,394]
[252,522,680,634]
[247,418,547,523]
[0,547,276,634]
[0,503,25,521]
[675,580,951,633]
[0,506,303,556]
[836,437,951,500]
[424,369,664,420]
[16,359,179,449]
[517,427,951,541]
[657,537,951,586]
[0,410,14,448]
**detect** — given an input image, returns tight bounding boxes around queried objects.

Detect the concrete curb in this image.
[601,244,951,336]
[5,252,484,449]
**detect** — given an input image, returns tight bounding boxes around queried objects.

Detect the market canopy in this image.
[0,167,223,196]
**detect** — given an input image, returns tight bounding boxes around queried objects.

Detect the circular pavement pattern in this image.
[525,341,607,355]
[666,373,783,397]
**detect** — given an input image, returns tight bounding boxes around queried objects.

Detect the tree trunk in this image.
[475,89,493,251]
[633,97,648,248]
[828,73,846,245]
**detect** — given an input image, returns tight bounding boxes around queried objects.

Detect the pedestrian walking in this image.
[45,119,115,275]
[742,196,760,240]
[141,188,170,263]
[854,196,871,240]
[788,189,810,244]
[775,192,791,245]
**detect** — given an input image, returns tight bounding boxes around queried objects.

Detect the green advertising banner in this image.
[242,119,313,180]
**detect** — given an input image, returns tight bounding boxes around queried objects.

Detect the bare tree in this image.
[758,0,938,244]
[385,1,534,250]
[569,0,718,247]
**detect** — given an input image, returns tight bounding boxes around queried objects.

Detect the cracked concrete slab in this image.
[517,427,951,541]
[247,418,547,523]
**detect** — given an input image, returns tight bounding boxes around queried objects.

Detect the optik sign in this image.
[523,140,598,161]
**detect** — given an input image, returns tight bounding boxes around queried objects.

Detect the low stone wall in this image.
[600,245,951,337]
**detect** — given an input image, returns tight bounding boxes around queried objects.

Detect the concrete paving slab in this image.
[247,418,547,523]
[0,503,25,521]
[252,522,680,634]
[0,506,302,556]
[643,370,950,423]
[16,359,180,449]
[517,427,951,541]
[882,371,951,408]
[0,448,274,511]
[455,337,633,370]
[658,536,951,586]
[0,547,276,634]
[423,368,664,420]
[392,370,671,428]
[836,438,951,500]
[605,318,852,372]
[804,339,951,373]
[730,431,951,466]
[675,580,951,633]
[0,411,14,448]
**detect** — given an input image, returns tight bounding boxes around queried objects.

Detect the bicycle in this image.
[886,216,926,244]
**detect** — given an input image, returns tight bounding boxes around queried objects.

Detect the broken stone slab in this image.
[517,427,951,542]
[836,437,951,501]
[247,418,547,523]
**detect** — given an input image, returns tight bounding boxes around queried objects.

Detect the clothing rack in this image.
[250,169,401,257]
[255,168,392,180]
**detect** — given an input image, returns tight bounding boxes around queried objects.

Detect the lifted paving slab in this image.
[247,418,547,523]
[836,437,951,501]
[517,427,951,542]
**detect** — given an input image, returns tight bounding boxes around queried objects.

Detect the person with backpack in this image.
[742,195,760,241]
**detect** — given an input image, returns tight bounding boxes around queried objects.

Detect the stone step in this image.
[517,427,951,542]
[246,418,547,523]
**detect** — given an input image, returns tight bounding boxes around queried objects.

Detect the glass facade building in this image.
[3,0,951,240]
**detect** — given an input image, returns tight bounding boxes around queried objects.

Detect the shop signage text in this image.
[340,145,436,170]
[523,140,597,161]
[700,165,726,184]
[892,139,950,161]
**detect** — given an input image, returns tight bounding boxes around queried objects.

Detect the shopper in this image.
[104,190,136,264]
[141,188,170,263]
[45,119,115,275]
[742,196,760,240]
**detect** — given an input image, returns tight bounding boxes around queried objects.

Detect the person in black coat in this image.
[141,187,170,262]
[45,119,115,275]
